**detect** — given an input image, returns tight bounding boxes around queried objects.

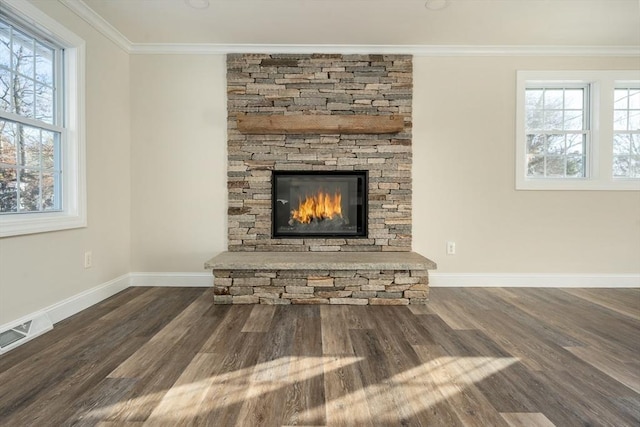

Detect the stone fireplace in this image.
[226,53,412,252]
[204,53,436,305]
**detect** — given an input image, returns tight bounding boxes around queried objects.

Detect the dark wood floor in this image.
[0,287,638,426]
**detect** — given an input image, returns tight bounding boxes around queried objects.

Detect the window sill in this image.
[516,177,640,191]
[0,211,86,238]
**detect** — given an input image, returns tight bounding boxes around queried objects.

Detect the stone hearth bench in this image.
[204,251,436,305]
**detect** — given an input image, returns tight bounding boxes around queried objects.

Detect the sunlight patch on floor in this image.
[84,355,518,424]
[319,356,520,424]
[87,356,363,423]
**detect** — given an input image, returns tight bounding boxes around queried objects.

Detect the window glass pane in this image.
[34,42,53,86]
[18,168,40,211]
[12,31,34,78]
[0,68,10,111]
[546,134,565,155]
[614,89,629,109]
[564,89,583,109]
[526,89,543,108]
[546,156,565,177]
[631,156,640,178]
[35,83,53,124]
[544,110,563,130]
[613,110,628,131]
[613,134,631,155]
[544,89,563,109]
[613,156,630,177]
[527,134,544,154]
[0,167,17,212]
[0,22,9,69]
[0,120,17,165]
[629,110,639,131]
[42,130,55,169]
[566,134,584,155]
[41,171,55,210]
[527,155,545,177]
[632,134,640,155]
[566,156,584,177]
[629,89,640,109]
[20,125,40,167]
[525,108,543,130]
[564,111,583,130]
[14,74,34,117]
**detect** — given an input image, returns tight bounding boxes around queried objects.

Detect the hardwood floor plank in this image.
[349,328,425,425]
[65,377,140,426]
[191,331,268,426]
[343,305,377,330]
[560,288,640,321]
[1,287,637,427]
[198,304,253,354]
[322,354,375,427]
[411,344,511,427]
[500,412,556,427]
[564,344,640,393]
[377,305,436,345]
[320,306,355,355]
[241,305,276,332]
[234,306,300,426]
[281,312,326,426]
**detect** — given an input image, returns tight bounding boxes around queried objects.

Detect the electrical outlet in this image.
[84,251,92,269]
[446,241,456,255]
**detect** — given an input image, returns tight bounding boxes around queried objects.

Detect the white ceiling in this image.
[69,0,640,48]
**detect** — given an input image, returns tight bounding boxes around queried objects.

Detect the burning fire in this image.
[291,189,343,224]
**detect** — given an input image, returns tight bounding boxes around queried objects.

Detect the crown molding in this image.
[58,0,640,57]
[58,0,132,52]
[129,43,640,57]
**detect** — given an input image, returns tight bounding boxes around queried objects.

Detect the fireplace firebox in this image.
[272,171,367,238]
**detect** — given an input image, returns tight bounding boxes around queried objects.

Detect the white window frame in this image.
[0,0,85,237]
[516,70,640,191]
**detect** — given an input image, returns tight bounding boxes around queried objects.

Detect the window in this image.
[0,0,85,237]
[1,18,62,213]
[516,70,640,191]
[613,86,640,178]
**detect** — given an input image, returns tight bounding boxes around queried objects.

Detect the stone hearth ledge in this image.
[205,251,436,271]
[204,251,437,306]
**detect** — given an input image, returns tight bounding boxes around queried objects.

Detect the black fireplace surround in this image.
[272,171,368,238]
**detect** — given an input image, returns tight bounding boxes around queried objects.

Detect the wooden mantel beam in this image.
[236,114,405,135]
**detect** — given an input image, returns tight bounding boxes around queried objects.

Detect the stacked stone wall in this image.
[227,53,413,252]
[212,269,429,305]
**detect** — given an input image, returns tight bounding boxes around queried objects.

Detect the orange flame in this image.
[291,189,343,224]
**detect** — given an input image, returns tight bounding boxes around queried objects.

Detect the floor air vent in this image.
[0,312,53,354]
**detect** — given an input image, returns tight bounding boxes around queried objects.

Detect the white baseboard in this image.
[429,273,640,288]
[45,274,131,324]
[129,272,212,287]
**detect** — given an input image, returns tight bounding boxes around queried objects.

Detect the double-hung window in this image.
[516,70,640,190]
[613,86,640,178]
[0,0,85,237]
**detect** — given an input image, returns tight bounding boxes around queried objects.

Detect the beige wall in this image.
[413,56,640,273]
[0,1,131,324]
[129,55,227,272]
